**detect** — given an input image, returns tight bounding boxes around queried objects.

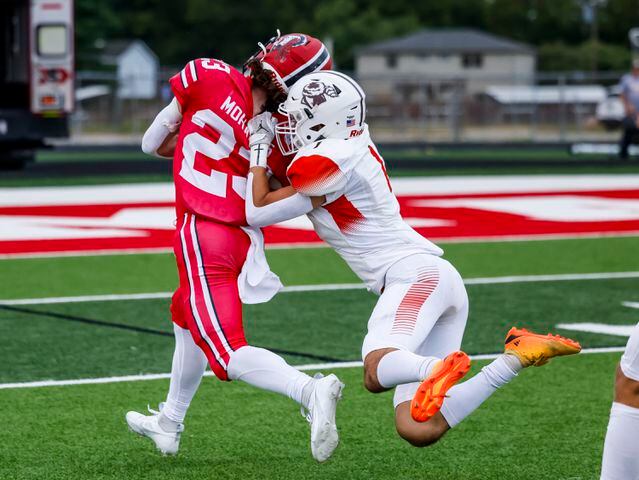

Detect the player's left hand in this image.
[248,112,277,148]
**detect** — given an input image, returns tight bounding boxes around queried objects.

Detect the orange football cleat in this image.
[410,351,471,423]
[504,327,581,367]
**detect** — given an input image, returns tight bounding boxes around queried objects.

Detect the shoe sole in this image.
[507,328,581,350]
[311,377,344,463]
[410,351,471,423]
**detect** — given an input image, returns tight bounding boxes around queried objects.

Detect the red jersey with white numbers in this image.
[170,60,293,224]
[170,58,253,225]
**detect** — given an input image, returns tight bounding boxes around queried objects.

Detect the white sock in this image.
[376,349,440,389]
[161,325,208,424]
[158,413,181,432]
[601,402,639,480]
[440,354,521,428]
[227,346,316,409]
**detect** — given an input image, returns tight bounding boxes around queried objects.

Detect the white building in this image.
[356,28,536,101]
[102,40,159,99]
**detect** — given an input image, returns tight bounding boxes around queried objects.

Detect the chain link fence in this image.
[72,70,174,140]
[359,70,627,143]
[71,69,628,144]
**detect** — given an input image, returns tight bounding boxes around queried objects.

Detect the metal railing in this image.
[71,69,629,144]
[358,71,626,143]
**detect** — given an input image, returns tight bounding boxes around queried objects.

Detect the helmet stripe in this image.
[283,46,330,88]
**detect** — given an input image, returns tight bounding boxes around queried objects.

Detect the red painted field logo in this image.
[1,176,639,256]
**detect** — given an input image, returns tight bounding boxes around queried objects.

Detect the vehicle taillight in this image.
[39,94,63,109]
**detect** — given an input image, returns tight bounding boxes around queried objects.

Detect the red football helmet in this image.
[244,31,332,93]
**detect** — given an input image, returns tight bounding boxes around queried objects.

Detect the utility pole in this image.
[579,0,607,73]
[630,28,639,57]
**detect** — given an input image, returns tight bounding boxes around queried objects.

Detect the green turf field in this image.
[2,233,638,479]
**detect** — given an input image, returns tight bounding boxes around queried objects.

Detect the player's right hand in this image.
[248,112,277,148]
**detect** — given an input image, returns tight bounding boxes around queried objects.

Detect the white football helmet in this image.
[275,70,366,155]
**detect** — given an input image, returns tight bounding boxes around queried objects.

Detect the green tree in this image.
[75,0,124,68]
[599,0,639,46]
[294,0,420,69]
[73,0,639,72]
[538,40,631,71]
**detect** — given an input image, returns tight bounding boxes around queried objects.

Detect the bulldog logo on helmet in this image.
[272,34,309,62]
[301,81,342,109]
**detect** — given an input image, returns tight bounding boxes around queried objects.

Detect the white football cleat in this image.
[125,403,183,455]
[304,373,344,463]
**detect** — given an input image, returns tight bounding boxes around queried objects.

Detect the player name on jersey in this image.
[220,95,249,138]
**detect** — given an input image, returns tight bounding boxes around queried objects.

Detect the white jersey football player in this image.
[600,323,639,479]
[245,70,581,446]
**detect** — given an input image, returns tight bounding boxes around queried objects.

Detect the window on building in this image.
[386,54,397,69]
[462,53,483,69]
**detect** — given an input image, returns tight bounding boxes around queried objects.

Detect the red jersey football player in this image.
[125,33,342,462]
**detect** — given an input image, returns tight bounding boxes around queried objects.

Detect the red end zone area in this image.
[2,175,639,257]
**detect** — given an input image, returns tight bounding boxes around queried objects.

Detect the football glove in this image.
[248,112,277,168]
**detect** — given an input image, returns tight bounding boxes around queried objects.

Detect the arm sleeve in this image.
[141,98,182,157]
[286,154,347,197]
[620,76,631,96]
[245,172,314,228]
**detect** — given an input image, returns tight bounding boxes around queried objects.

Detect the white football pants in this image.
[360,253,469,408]
[601,322,639,480]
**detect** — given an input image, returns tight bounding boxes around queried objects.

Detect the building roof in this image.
[102,40,132,59]
[101,40,158,65]
[358,29,535,56]
[484,85,606,104]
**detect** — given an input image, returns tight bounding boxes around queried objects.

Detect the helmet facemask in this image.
[242,30,281,76]
[276,71,366,155]
[275,103,325,155]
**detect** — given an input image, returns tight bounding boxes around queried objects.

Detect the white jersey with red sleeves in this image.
[169,58,253,225]
[286,125,443,294]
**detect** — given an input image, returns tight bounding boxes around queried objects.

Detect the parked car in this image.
[596,85,625,130]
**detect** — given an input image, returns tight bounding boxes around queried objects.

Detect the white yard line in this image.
[2,231,638,260]
[622,301,639,310]
[2,271,639,306]
[556,322,636,337]
[0,346,625,390]
[0,284,365,306]
[0,243,328,260]
[463,271,639,285]
[0,247,174,260]
[0,292,173,306]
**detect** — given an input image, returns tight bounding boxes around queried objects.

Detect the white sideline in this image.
[0,346,625,390]
[2,231,639,260]
[2,271,639,306]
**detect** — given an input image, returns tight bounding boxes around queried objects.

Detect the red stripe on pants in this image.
[391,268,440,335]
